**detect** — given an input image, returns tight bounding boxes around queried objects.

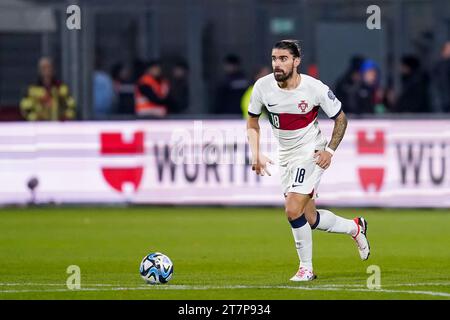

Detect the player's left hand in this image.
[314,150,332,169]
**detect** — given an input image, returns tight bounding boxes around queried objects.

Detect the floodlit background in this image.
[1,0,450,120]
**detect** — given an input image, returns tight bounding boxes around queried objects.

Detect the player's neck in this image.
[277,72,301,90]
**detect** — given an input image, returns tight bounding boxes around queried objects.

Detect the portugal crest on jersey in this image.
[298,100,308,112]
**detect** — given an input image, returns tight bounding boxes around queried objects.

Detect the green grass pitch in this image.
[0,206,449,300]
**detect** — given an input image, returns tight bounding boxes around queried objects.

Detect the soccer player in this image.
[246,40,370,281]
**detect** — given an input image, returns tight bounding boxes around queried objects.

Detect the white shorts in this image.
[279,156,324,199]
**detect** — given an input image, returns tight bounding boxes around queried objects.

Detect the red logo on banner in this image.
[358,168,384,192]
[100,131,144,193]
[101,132,144,154]
[357,130,385,154]
[101,167,143,192]
[356,130,385,192]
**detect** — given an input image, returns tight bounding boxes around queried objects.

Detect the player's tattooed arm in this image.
[328,111,348,151]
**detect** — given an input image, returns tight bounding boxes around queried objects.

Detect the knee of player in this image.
[285,207,303,220]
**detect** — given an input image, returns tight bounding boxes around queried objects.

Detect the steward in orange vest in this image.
[135,60,170,117]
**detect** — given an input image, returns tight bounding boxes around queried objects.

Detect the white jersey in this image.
[248,73,342,164]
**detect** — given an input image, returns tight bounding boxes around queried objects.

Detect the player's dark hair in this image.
[273,40,302,58]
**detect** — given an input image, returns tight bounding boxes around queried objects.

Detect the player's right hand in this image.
[252,154,274,176]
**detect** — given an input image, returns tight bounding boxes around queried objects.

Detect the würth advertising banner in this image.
[0,119,448,207]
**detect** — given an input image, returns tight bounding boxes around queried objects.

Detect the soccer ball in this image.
[139,252,174,284]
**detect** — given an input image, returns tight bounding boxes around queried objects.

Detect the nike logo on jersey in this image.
[267,103,278,107]
[291,184,302,188]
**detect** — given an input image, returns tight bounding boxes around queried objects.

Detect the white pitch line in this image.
[382,282,450,288]
[0,283,121,287]
[1,282,449,288]
[0,287,150,293]
[0,284,449,298]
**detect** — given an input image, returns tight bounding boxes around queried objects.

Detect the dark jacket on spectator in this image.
[395,72,430,113]
[215,72,249,115]
[430,59,450,112]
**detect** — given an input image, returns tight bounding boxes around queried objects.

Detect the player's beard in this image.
[273,64,294,82]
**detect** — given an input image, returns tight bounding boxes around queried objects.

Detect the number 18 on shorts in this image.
[280,158,324,198]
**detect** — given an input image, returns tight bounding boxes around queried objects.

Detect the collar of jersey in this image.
[273,73,303,93]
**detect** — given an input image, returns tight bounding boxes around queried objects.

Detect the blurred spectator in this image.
[240,66,271,118]
[132,58,147,82]
[335,55,364,114]
[214,54,249,115]
[430,41,450,112]
[20,57,76,121]
[382,54,396,112]
[394,55,430,113]
[383,76,396,113]
[134,60,170,117]
[168,60,190,114]
[93,56,115,118]
[358,59,385,114]
[111,62,135,115]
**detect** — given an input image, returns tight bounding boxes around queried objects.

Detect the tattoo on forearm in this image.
[328,115,347,151]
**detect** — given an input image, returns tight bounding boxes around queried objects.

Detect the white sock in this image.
[312,209,358,236]
[289,215,313,270]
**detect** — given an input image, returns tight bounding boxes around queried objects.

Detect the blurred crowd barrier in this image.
[0,119,448,208]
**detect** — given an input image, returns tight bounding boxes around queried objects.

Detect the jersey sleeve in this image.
[247,83,264,117]
[316,82,342,119]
